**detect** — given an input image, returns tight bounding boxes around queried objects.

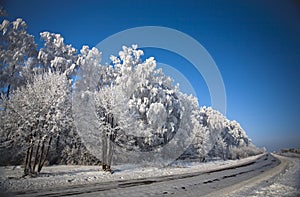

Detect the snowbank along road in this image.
[2,153,286,197]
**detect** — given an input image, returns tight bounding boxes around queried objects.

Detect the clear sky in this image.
[2,0,300,151]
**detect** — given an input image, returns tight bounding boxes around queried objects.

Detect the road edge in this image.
[202,153,291,197]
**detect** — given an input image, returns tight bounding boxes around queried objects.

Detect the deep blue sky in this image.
[2,0,300,151]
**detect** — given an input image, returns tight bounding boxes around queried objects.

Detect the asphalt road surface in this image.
[8,154,280,197]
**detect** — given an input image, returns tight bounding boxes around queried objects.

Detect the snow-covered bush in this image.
[228,144,263,159]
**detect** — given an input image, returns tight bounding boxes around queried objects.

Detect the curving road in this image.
[11,154,280,197]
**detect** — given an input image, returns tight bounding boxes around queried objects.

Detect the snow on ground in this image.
[0,154,263,193]
[252,183,298,197]
[226,154,300,197]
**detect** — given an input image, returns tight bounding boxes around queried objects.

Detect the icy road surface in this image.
[225,154,300,197]
[1,153,296,197]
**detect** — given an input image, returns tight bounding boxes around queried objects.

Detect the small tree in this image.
[192,118,210,161]
[75,46,122,172]
[94,86,131,172]
[215,136,227,160]
[4,71,71,176]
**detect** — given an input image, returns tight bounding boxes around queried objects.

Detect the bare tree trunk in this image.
[107,132,115,172]
[28,139,34,174]
[38,136,52,173]
[102,129,107,171]
[32,140,40,172]
[106,115,112,172]
[107,115,116,172]
[23,133,52,177]
[106,132,111,172]
[24,141,33,176]
[6,65,16,99]
[163,131,168,145]
[101,113,116,173]
[37,137,46,173]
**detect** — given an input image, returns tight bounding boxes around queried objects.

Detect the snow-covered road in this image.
[224,154,300,197]
[1,153,293,197]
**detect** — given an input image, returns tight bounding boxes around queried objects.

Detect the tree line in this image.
[0,10,264,177]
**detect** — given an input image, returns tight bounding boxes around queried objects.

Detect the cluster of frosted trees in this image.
[0,12,263,176]
[0,14,78,176]
[74,45,263,167]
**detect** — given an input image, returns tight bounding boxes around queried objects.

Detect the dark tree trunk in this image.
[102,128,107,171]
[33,140,40,172]
[101,113,116,173]
[37,138,46,173]
[6,64,16,99]
[24,141,33,176]
[38,136,52,173]
[28,140,34,174]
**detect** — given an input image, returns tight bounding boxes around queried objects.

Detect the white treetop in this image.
[0,18,37,97]
[3,71,71,144]
[38,32,77,78]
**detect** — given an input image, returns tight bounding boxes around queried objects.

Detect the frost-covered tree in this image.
[193,106,261,160]
[204,107,227,159]
[75,46,120,171]
[189,108,211,161]
[76,46,115,91]
[0,18,37,98]
[94,85,134,171]
[38,32,77,78]
[215,136,227,160]
[97,45,184,166]
[172,92,200,160]
[225,120,250,147]
[73,45,183,167]
[110,45,181,152]
[224,120,264,159]
[0,15,99,166]
[2,71,72,176]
